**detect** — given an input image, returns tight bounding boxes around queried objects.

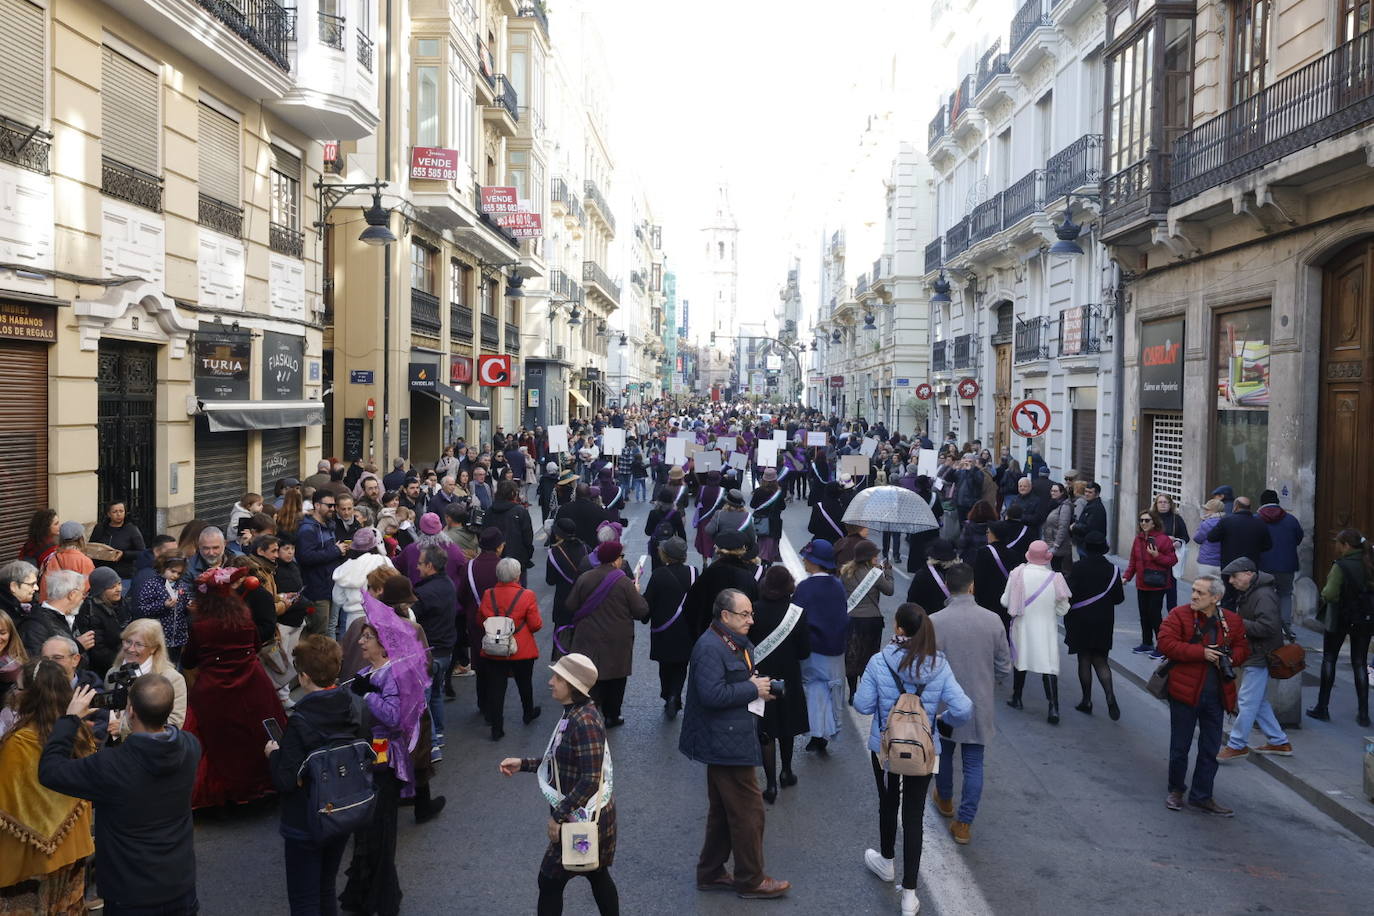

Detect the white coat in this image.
[332,553,393,631]
[1001,564,1069,675]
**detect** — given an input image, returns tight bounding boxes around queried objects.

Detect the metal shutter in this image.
[1071,408,1097,482]
[194,417,248,532]
[198,103,240,204]
[260,428,299,490]
[101,46,159,172]
[271,145,301,182]
[1148,413,1184,503]
[0,342,48,560]
[0,0,46,128]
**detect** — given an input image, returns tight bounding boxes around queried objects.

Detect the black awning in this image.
[198,399,325,432]
[415,382,490,418]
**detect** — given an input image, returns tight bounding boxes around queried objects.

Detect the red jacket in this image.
[477,581,543,660]
[1156,604,1250,712]
[1123,530,1176,590]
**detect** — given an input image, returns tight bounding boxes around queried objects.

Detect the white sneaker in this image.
[900,887,920,915]
[864,848,895,883]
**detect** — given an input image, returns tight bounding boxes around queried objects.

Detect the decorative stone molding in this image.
[75,281,194,357]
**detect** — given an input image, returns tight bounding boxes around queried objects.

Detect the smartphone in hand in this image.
[263,718,283,744]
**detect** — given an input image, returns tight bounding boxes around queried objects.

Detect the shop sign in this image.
[1139,318,1184,410]
[478,354,513,386]
[350,369,374,385]
[343,418,364,461]
[527,388,540,407]
[262,331,304,400]
[194,334,251,400]
[450,354,473,384]
[410,146,460,181]
[0,300,57,342]
[829,375,844,388]
[1060,305,1087,356]
[409,362,438,392]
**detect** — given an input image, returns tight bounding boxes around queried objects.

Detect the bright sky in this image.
[580,0,931,339]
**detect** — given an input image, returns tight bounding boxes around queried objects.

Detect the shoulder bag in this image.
[537,715,614,872]
[1267,642,1307,680]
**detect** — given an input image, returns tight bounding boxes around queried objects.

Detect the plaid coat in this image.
[521,699,616,878]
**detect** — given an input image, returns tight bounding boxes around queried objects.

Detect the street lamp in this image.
[862,311,877,331]
[930,271,952,304]
[1050,208,1085,256]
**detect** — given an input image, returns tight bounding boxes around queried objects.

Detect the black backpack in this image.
[1335,556,1374,627]
[299,738,377,843]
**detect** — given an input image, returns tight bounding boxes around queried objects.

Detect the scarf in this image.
[1005,564,1070,619]
[888,633,910,649]
[0,726,93,871]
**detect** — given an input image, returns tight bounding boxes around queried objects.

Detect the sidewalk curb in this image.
[1105,651,1374,846]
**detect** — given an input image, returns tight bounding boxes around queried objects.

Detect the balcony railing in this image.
[477,37,497,89]
[493,75,519,120]
[478,211,520,248]
[1045,134,1103,200]
[198,193,243,238]
[873,257,884,280]
[855,273,870,296]
[630,270,646,290]
[270,221,304,258]
[480,313,499,348]
[1014,316,1051,363]
[950,74,977,123]
[517,0,550,37]
[976,40,1009,96]
[411,289,442,337]
[356,29,374,71]
[318,11,345,50]
[1010,0,1053,57]
[932,339,950,372]
[952,334,973,369]
[1173,30,1374,203]
[971,192,1002,243]
[583,179,615,234]
[101,157,163,212]
[583,259,620,302]
[505,321,521,352]
[1058,304,1102,356]
[194,0,294,72]
[945,216,971,258]
[0,117,51,174]
[925,238,943,273]
[451,302,474,341]
[928,104,949,149]
[1102,149,1172,234]
[1002,169,1044,226]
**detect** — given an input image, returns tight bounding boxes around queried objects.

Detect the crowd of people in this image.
[1,399,1371,916]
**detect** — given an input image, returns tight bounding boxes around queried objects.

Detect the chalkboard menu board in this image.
[399,419,410,460]
[343,418,364,461]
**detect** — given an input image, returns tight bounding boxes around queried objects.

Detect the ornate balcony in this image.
[1010,0,1053,58]
[1002,169,1044,227]
[1014,316,1051,364]
[945,216,971,258]
[411,289,441,337]
[356,30,374,71]
[582,259,620,304]
[198,193,243,238]
[1058,304,1103,357]
[517,0,549,37]
[101,157,163,212]
[318,11,345,49]
[970,192,1002,243]
[950,74,977,126]
[975,41,1010,98]
[925,238,943,274]
[494,75,519,120]
[583,179,615,235]
[1045,134,1103,201]
[0,117,51,175]
[193,0,295,72]
[1101,149,1172,242]
[505,321,521,352]
[480,313,499,349]
[952,334,973,369]
[450,302,474,342]
[928,104,949,151]
[269,221,304,258]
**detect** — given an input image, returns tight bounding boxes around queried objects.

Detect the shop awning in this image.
[415,382,490,418]
[568,389,590,408]
[195,399,325,432]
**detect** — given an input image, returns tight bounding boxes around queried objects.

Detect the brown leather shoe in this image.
[1188,797,1235,817]
[930,785,954,818]
[950,821,972,845]
[1165,791,1183,811]
[736,877,791,899]
[696,873,735,892]
[1254,742,1293,756]
[1216,746,1250,763]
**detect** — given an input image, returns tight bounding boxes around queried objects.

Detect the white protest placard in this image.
[547,424,569,454]
[729,452,748,471]
[675,430,696,440]
[839,455,870,478]
[715,437,735,453]
[806,431,827,448]
[917,448,938,478]
[757,440,779,468]
[602,427,626,456]
[665,437,687,466]
[860,437,878,458]
[772,430,786,447]
[697,450,722,473]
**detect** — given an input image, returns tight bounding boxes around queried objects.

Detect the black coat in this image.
[684,557,761,640]
[1070,497,1107,546]
[748,596,811,740]
[1009,493,1043,537]
[89,522,146,581]
[644,563,697,664]
[808,493,847,541]
[1207,510,1273,568]
[414,572,458,655]
[556,498,606,551]
[241,583,279,646]
[1064,555,1126,654]
[644,506,688,569]
[957,522,989,566]
[973,544,1014,628]
[267,686,365,838]
[19,603,87,659]
[907,565,952,614]
[545,541,587,628]
[81,596,130,678]
[487,499,535,570]
[40,716,200,908]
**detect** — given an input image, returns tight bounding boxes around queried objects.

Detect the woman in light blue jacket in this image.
[854,603,972,916]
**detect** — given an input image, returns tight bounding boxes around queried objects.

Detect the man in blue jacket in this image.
[1257,488,1304,641]
[679,588,790,900]
[297,495,346,638]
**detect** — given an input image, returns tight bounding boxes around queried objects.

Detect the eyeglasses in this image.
[1139,518,1152,523]
[17,579,37,588]
[725,608,755,620]
[319,502,336,509]
[121,639,149,650]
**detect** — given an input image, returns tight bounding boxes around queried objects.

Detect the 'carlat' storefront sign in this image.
[1139,317,1185,410]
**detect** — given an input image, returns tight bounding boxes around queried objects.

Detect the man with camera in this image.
[39,674,201,915]
[679,588,790,900]
[1216,558,1292,762]
[1157,574,1250,816]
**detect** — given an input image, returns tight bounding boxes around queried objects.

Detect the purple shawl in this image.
[362,591,430,793]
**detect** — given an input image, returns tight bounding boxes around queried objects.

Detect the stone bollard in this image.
[1266,672,1303,729]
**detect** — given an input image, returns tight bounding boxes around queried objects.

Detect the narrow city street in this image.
[192,495,1374,915]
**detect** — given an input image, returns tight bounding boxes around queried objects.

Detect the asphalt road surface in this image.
[192,491,1374,915]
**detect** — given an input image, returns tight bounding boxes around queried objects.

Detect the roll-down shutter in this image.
[195,417,248,533]
[1071,409,1097,482]
[0,342,48,560]
[0,0,46,128]
[260,428,300,491]
[101,46,159,172]
[1148,413,1184,503]
[198,102,240,204]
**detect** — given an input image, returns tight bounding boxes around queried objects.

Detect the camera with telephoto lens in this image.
[768,679,785,701]
[1209,645,1237,681]
[91,662,141,710]
[466,504,487,530]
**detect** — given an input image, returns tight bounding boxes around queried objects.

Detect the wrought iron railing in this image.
[194,0,294,72]
[1010,0,1053,57]
[1014,316,1051,363]
[450,302,474,341]
[551,268,571,299]
[928,104,949,149]
[101,157,163,212]
[494,75,519,120]
[198,193,243,238]
[480,313,499,348]
[505,322,521,352]
[1058,304,1102,356]
[583,180,615,234]
[971,192,1002,243]
[270,221,304,258]
[518,0,550,37]
[477,37,497,89]
[932,339,950,372]
[318,12,346,50]
[411,289,442,337]
[950,74,977,123]
[925,238,943,273]
[583,259,620,302]
[1045,134,1103,200]
[1002,169,1043,226]
[976,40,1009,96]
[630,270,647,290]
[356,29,374,71]
[945,216,971,258]
[477,208,520,248]
[873,257,884,280]
[551,177,571,211]
[952,334,973,369]
[1173,30,1374,202]
[1102,150,1171,233]
[855,273,870,296]
[0,117,51,174]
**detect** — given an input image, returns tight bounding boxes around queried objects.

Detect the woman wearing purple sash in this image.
[693,471,725,560]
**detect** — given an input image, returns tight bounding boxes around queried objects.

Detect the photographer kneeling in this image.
[39,673,201,915]
[1157,574,1249,818]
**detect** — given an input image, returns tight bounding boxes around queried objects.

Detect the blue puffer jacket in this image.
[678,625,762,767]
[1193,516,1222,567]
[853,644,972,757]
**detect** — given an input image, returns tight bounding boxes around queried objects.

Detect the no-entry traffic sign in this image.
[915,383,933,400]
[1011,398,1051,438]
[957,378,980,399]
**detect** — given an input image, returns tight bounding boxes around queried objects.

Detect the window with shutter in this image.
[198,103,240,205]
[101,46,159,173]
[270,145,300,229]
[0,0,46,129]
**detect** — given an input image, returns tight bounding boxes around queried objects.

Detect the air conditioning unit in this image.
[555,345,567,360]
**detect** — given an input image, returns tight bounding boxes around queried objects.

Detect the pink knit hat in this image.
[1026,540,1053,565]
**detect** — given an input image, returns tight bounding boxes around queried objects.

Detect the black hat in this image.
[1081,531,1109,555]
[927,538,957,562]
[555,518,578,539]
[660,537,688,561]
[715,529,747,552]
[726,489,745,506]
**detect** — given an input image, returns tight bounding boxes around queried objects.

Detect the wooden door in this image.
[1318,240,1374,574]
[993,343,1012,454]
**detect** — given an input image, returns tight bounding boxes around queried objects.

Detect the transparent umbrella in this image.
[841,485,938,534]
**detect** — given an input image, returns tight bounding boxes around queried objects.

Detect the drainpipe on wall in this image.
[1109,259,1126,546]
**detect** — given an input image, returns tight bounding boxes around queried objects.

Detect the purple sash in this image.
[695,489,725,526]
[986,544,1008,577]
[555,569,627,654]
[1025,571,1057,606]
[650,567,697,633]
[547,546,576,585]
[1069,573,1120,610]
[930,565,950,598]
[819,503,842,537]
